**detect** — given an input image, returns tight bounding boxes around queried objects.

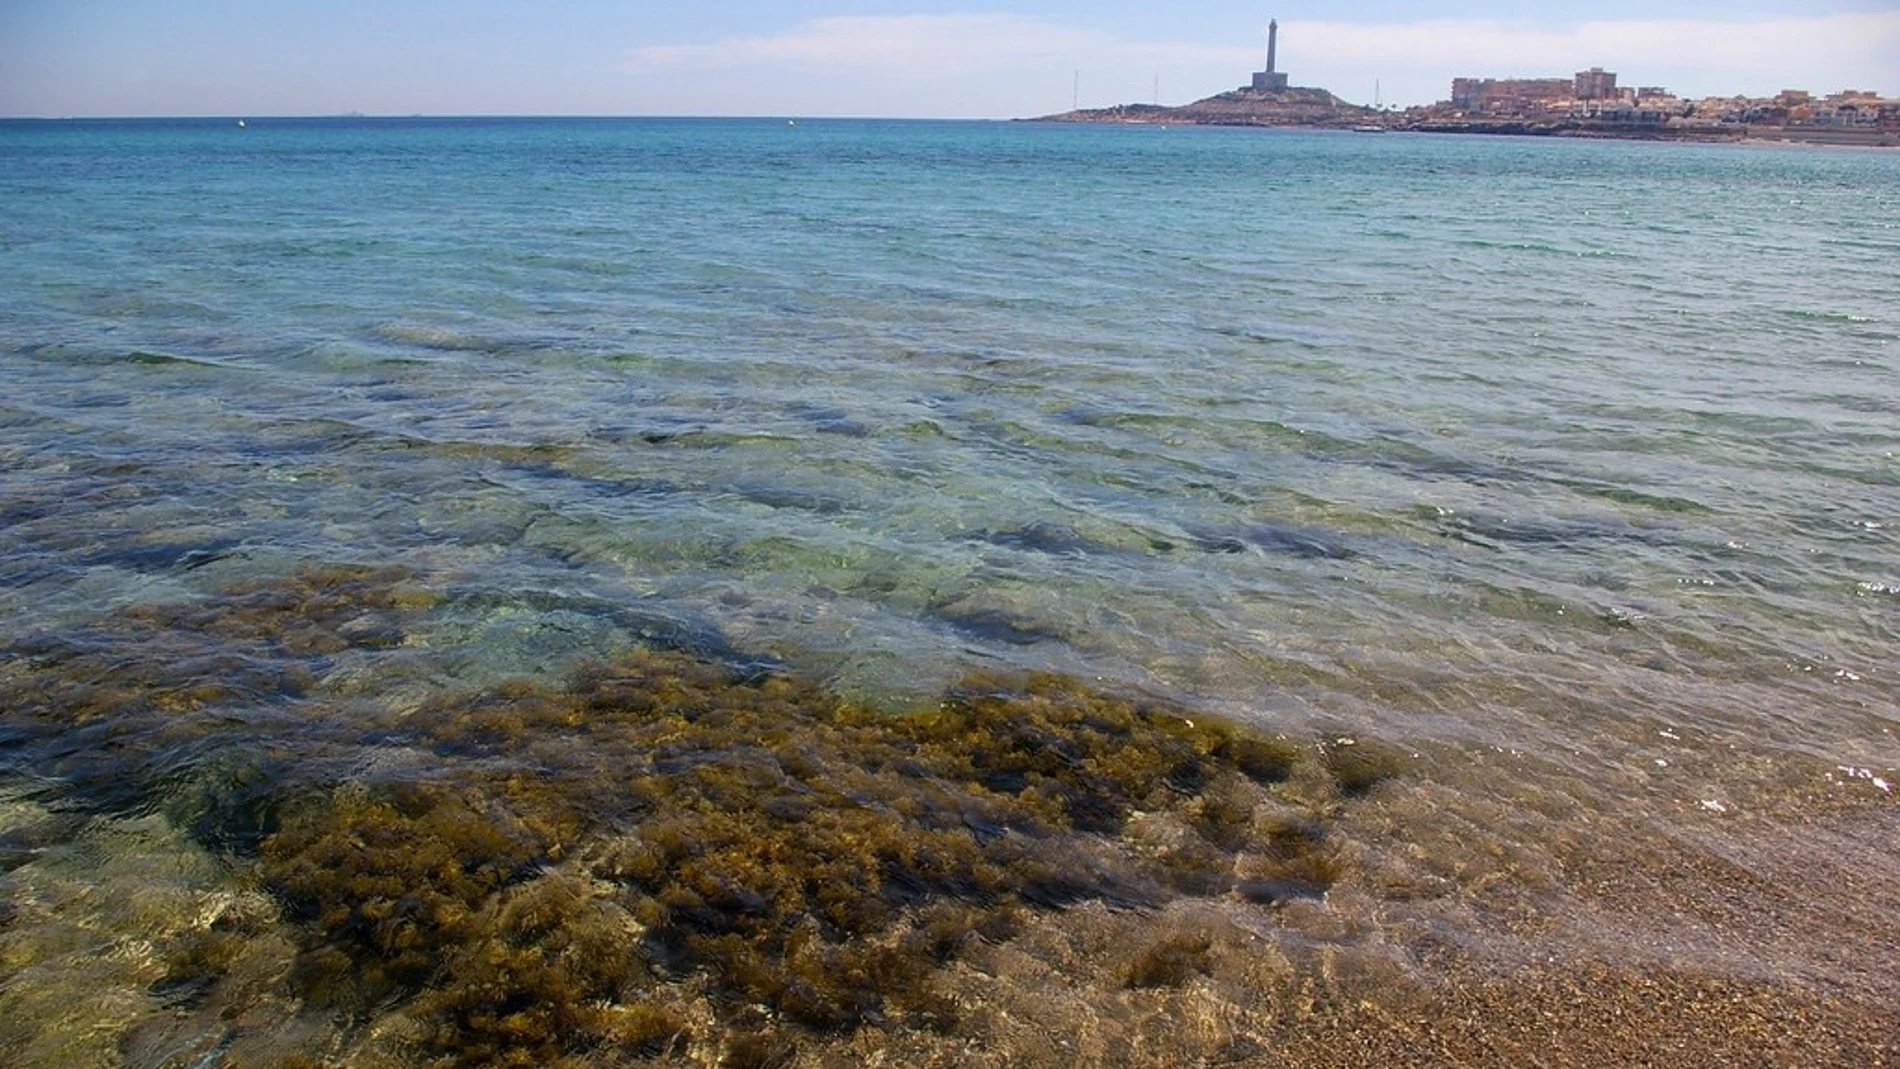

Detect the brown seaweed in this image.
[0,564,1403,1065]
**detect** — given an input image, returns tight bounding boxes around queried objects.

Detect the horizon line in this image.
[0,112,1036,123]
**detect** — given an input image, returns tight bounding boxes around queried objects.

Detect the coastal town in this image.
[1418,70,1896,145]
[1039,20,1898,146]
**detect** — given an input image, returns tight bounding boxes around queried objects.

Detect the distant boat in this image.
[236,119,246,128]
[1352,124,1385,133]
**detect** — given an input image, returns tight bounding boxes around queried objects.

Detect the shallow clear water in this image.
[1,117,1897,1061]
[5,118,1894,742]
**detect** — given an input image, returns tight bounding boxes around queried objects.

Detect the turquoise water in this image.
[5,118,1894,739]
[1,118,1898,1060]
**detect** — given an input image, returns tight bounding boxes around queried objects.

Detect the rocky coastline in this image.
[1033,87,1900,148]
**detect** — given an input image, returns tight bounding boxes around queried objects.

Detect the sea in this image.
[1,117,1896,1065]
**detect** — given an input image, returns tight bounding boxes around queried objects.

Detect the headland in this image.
[1032,23,1898,148]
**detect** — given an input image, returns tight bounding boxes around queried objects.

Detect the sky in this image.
[2,1,1896,118]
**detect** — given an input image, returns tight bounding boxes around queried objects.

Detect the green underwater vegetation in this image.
[0,565,1405,1066]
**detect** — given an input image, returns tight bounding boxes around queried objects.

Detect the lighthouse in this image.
[1252,19,1289,93]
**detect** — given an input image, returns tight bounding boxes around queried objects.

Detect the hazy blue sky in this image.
[3,1,1895,117]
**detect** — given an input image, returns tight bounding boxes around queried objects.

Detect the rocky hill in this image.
[1036,86,1382,128]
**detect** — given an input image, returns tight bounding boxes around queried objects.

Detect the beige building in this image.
[1450,77,1571,114]
[1575,67,1618,100]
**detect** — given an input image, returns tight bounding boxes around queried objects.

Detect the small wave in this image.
[120,349,231,369]
[19,346,235,370]
[367,322,519,353]
[1425,508,1662,552]
[1817,236,1900,254]
[1778,308,1876,325]
[1566,482,1711,514]
[1451,237,1570,255]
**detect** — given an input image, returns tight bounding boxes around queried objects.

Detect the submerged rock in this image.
[973,521,1124,558]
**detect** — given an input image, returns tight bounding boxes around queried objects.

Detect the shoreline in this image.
[1029,86,1899,149]
[1405,121,1899,148]
[1031,112,1900,149]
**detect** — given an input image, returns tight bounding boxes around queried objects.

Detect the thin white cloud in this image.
[628,14,1250,80]
[1291,12,1900,80]
[625,11,1900,109]
[1284,11,1900,103]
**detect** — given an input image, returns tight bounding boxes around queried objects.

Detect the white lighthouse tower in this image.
[1251,19,1289,92]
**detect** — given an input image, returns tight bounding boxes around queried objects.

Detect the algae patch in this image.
[250,654,1362,1059]
[0,565,1403,1065]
